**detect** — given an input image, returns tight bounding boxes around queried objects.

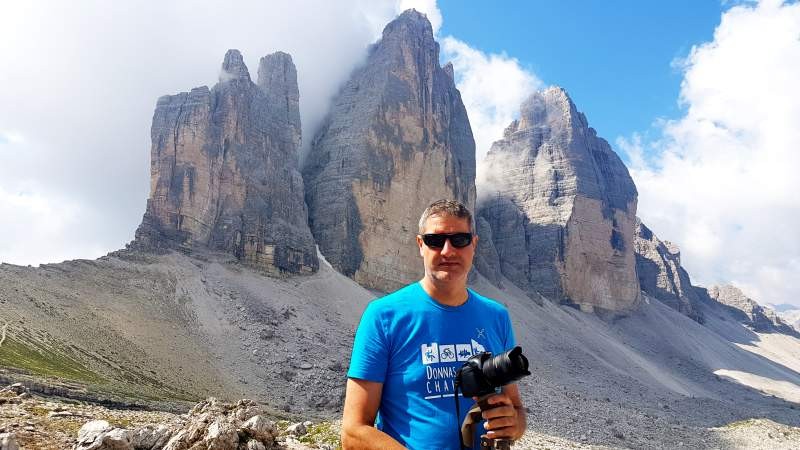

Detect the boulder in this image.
[204,420,239,449]
[129,424,174,450]
[285,422,306,437]
[155,398,276,450]
[239,416,276,442]
[74,420,132,450]
[0,433,19,450]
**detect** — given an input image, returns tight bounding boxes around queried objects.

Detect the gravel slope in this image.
[1,251,799,448]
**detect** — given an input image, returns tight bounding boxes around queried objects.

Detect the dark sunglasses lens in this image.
[422,233,472,248]
[450,233,472,248]
[423,234,447,248]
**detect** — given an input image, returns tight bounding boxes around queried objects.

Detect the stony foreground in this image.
[2,383,800,449]
[0,385,338,450]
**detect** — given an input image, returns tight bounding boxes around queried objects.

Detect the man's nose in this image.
[440,238,457,256]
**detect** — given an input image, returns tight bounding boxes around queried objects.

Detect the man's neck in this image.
[420,277,468,307]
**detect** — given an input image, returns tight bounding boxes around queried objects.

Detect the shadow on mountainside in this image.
[606,298,800,426]
[472,276,800,448]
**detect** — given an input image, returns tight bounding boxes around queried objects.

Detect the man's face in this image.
[417,214,477,286]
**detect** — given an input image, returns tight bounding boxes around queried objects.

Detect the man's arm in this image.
[341,378,406,450]
[481,383,527,440]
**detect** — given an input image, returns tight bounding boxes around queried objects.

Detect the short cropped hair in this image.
[418,199,474,234]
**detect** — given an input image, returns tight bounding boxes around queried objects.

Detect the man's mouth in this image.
[437,261,460,268]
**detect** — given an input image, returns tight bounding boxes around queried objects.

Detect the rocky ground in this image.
[0,384,340,450]
[1,381,799,449]
[0,249,373,415]
[3,251,800,449]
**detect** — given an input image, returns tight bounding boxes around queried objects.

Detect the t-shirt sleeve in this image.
[502,307,517,351]
[347,302,389,383]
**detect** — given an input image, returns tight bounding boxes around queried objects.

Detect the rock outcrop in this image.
[477,87,639,312]
[135,50,318,274]
[634,219,703,322]
[0,433,19,450]
[705,285,799,336]
[303,9,476,292]
[71,399,280,450]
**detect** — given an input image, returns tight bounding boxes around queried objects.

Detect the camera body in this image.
[456,346,531,397]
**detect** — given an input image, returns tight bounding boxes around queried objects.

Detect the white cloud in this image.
[440,37,543,166]
[0,0,405,265]
[0,184,106,266]
[624,0,800,306]
[0,131,25,145]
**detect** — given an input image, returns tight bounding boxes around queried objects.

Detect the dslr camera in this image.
[454,346,530,449]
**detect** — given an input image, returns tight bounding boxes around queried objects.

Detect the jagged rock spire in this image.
[302,10,476,292]
[220,49,251,82]
[257,51,301,148]
[136,50,318,274]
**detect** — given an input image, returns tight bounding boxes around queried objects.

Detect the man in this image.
[341,199,526,449]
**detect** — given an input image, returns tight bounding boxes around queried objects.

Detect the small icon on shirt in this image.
[456,344,473,361]
[471,339,485,354]
[421,343,439,364]
[475,328,486,339]
[439,345,456,362]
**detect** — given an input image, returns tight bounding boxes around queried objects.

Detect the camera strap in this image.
[454,379,470,449]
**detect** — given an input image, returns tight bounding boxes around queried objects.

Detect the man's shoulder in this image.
[366,282,423,312]
[468,289,510,315]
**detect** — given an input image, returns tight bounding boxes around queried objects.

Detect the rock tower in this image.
[135,50,318,274]
[303,10,476,291]
[478,87,639,311]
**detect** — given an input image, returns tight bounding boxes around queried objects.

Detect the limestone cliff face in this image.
[303,10,476,292]
[705,285,799,335]
[477,87,639,311]
[135,50,318,274]
[634,219,703,322]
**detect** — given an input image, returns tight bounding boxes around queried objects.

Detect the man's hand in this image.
[479,384,526,440]
[341,378,406,449]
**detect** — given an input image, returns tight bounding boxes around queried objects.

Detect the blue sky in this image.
[1,0,798,307]
[438,0,722,156]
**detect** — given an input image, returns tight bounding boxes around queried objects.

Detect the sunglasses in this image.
[420,233,473,249]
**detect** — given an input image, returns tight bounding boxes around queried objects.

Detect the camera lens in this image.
[482,346,531,386]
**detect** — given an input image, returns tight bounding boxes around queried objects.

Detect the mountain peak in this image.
[220,49,251,82]
[382,9,435,45]
[395,8,430,25]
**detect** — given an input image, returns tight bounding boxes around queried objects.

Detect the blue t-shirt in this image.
[347,282,516,450]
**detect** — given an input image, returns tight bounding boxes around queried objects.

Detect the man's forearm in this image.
[341,424,406,450]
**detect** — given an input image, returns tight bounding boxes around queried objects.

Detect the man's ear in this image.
[416,235,424,256]
[473,234,479,246]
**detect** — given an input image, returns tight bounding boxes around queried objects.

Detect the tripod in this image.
[460,394,514,449]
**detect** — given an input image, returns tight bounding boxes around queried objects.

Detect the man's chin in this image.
[431,269,465,282]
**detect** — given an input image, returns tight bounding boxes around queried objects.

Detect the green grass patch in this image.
[25,405,50,417]
[0,334,102,383]
[41,417,84,436]
[108,416,134,428]
[298,422,342,450]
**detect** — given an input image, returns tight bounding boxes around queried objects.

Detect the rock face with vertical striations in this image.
[705,285,799,335]
[477,87,639,311]
[634,219,703,322]
[302,9,476,292]
[135,50,318,274]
